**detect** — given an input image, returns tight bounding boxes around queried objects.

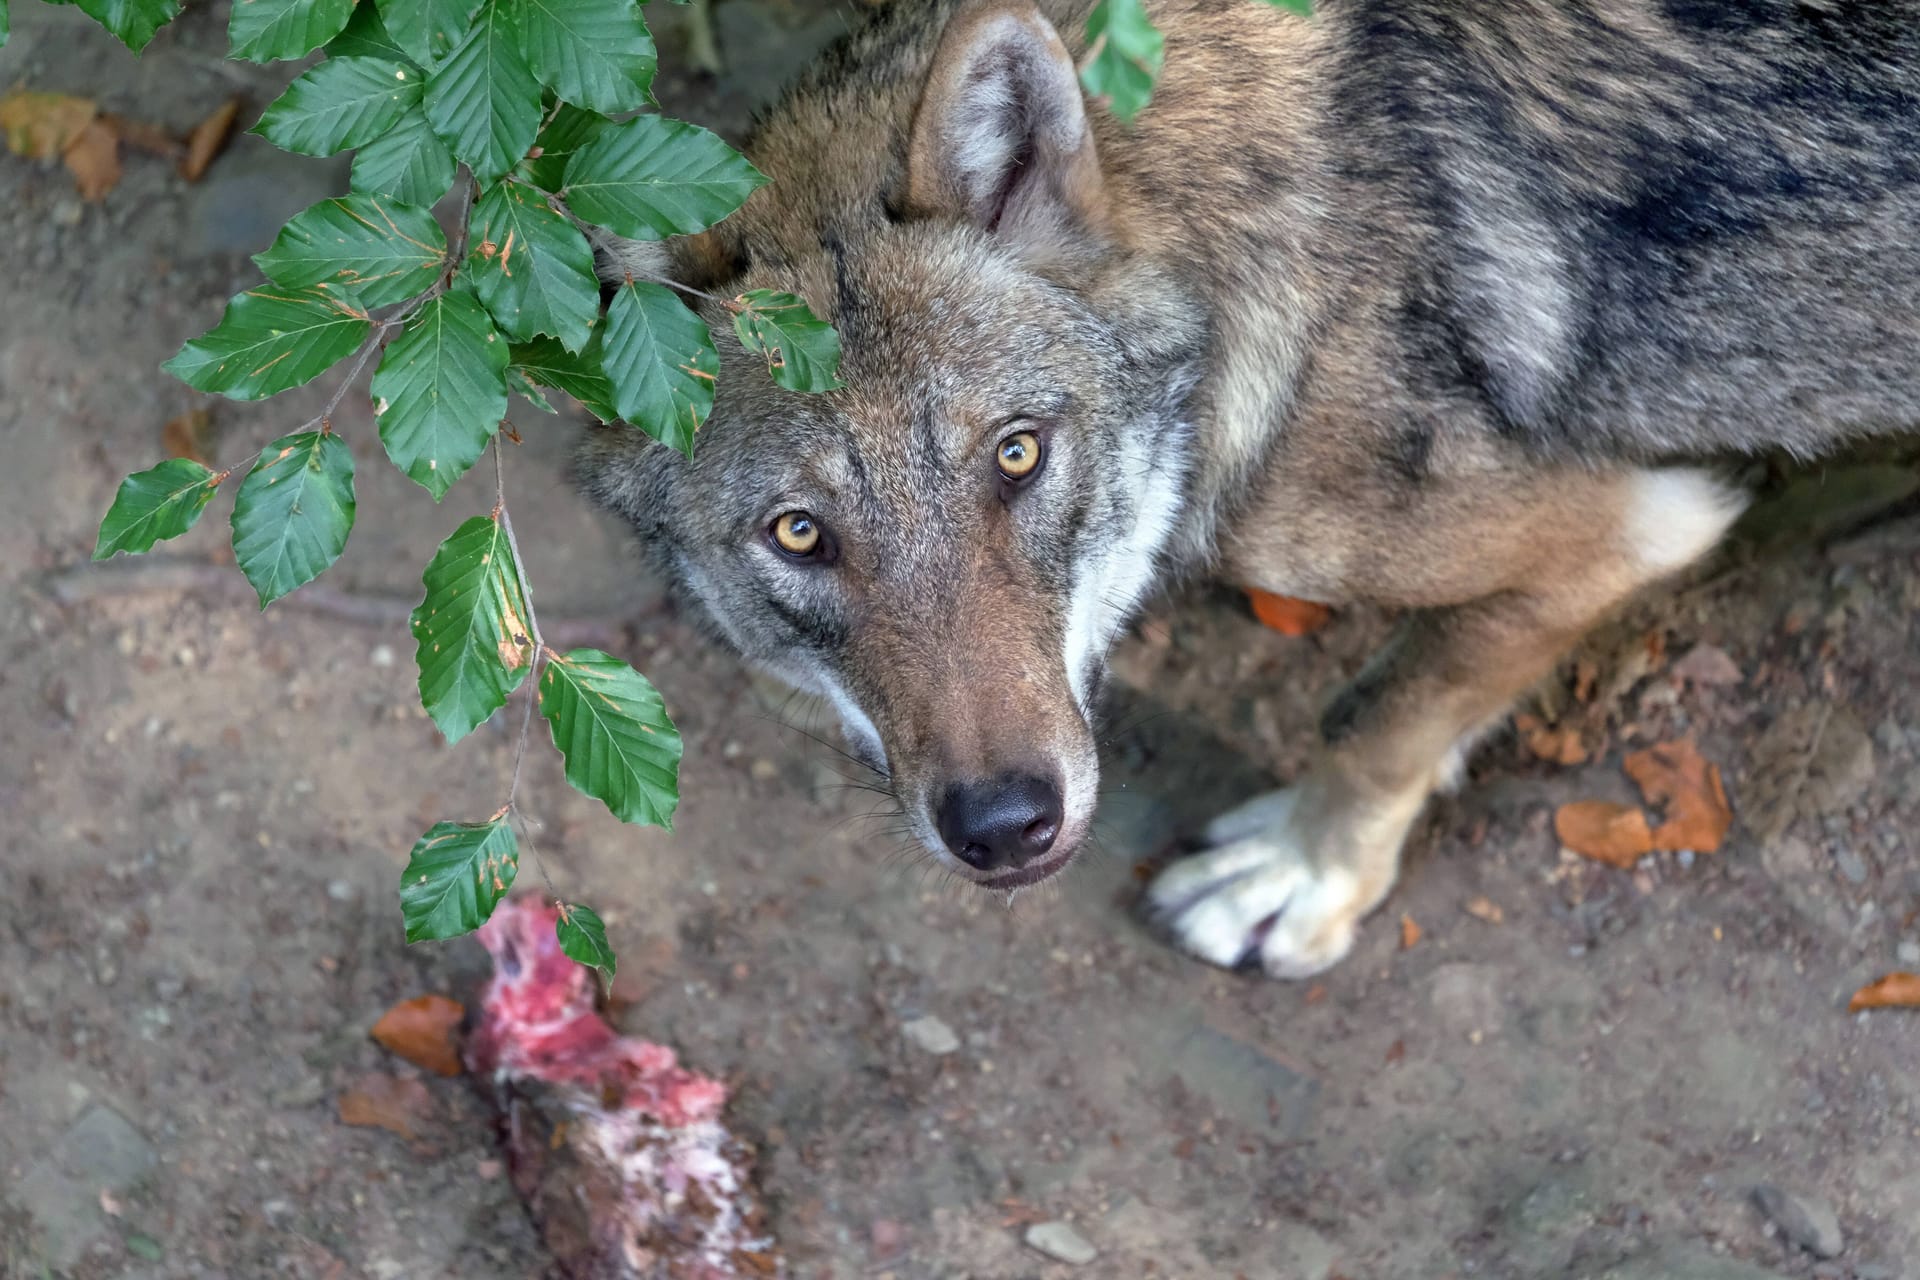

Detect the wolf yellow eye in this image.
[771,511,821,557]
[996,430,1042,481]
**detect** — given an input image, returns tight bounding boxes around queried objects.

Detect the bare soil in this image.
[4,3,1918,1278]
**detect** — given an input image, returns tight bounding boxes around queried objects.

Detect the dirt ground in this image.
[4,3,1920,1278]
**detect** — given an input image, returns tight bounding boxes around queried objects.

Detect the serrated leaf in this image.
[399,818,517,942]
[424,0,542,186]
[372,290,510,498]
[163,283,370,402]
[254,195,447,308]
[517,0,654,115]
[466,181,599,351]
[93,459,219,560]
[411,514,532,742]
[509,334,618,422]
[230,430,355,606]
[730,289,843,393]
[73,0,179,51]
[350,107,457,205]
[229,0,356,63]
[507,366,558,413]
[325,1,419,66]
[1080,0,1163,126]
[562,114,762,241]
[1,1,9,50]
[522,101,605,191]
[555,903,614,985]
[539,646,681,828]
[254,56,425,157]
[378,0,475,67]
[601,280,715,455]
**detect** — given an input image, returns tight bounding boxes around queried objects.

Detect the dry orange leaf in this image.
[1848,972,1920,1012]
[1399,913,1422,950]
[63,120,122,202]
[0,90,98,159]
[181,98,242,182]
[338,1073,434,1139]
[369,994,466,1077]
[1514,714,1589,767]
[1624,737,1732,854]
[100,112,184,160]
[1555,800,1655,868]
[1463,896,1505,924]
[1245,589,1331,637]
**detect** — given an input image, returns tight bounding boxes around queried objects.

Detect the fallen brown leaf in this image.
[1555,800,1655,869]
[1463,896,1505,924]
[370,994,466,1077]
[63,120,121,201]
[1670,642,1744,687]
[1624,737,1733,853]
[1572,659,1600,705]
[1399,913,1421,950]
[0,90,97,159]
[338,1073,434,1139]
[1848,972,1920,1012]
[180,98,242,182]
[100,112,184,160]
[1515,713,1589,767]
[1303,984,1328,1005]
[1245,588,1331,637]
[160,408,218,465]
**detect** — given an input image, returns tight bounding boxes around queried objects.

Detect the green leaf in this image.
[372,289,510,498]
[424,0,543,186]
[555,903,614,985]
[523,101,606,191]
[729,289,843,393]
[230,430,356,607]
[73,0,180,51]
[411,514,532,743]
[509,335,618,422]
[399,817,518,942]
[93,460,220,560]
[163,283,370,402]
[539,647,681,828]
[508,367,558,413]
[0,1,9,50]
[1080,0,1164,126]
[517,0,654,115]
[254,195,447,308]
[325,1,419,66]
[378,0,475,67]
[562,114,763,241]
[601,280,716,455]
[466,181,599,351]
[228,0,356,63]
[1257,0,1312,13]
[350,107,457,206]
[254,56,426,157]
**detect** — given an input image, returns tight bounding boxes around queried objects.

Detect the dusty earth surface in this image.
[4,3,1920,1278]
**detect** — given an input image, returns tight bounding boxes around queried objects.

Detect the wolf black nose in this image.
[937,775,1063,871]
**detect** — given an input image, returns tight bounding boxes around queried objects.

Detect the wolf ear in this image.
[907,1,1109,248]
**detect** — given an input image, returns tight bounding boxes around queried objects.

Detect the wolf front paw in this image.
[1145,795,1368,980]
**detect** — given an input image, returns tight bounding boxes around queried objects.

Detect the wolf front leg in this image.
[1148,466,1747,978]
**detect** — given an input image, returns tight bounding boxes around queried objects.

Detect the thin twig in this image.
[495,444,548,811]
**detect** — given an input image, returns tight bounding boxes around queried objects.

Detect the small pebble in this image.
[326,879,355,902]
[1897,940,1919,966]
[1024,1221,1098,1266]
[1751,1184,1844,1259]
[749,759,779,782]
[1833,845,1869,886]
[370,644,395,668]
[1677,849,1696,870]
[901,1015,960,1055]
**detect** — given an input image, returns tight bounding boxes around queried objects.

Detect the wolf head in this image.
[580,0,1207,888]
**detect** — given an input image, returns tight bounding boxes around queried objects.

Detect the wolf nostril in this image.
[937,774,1065,871]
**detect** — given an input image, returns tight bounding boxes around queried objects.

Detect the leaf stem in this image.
[494,439,546,811]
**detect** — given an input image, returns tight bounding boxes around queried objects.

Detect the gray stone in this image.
[1751,1184,1844,1259]
[1898,940,1920,966]
[901,1015,960,1055]
[1594,1243,1789,1280]
[15,1106,158,1267]
[1024,1220,1098,1266]
[1834,844,1870,886]
[1430,963,1505,1038]
[56,1105,157,1187]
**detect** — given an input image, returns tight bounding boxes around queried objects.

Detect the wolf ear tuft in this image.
[908,1,1109,249]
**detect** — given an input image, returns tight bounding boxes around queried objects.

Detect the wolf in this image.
[580,0,1920,978]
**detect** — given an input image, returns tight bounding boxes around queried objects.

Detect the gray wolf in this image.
[580,0,1919,977]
